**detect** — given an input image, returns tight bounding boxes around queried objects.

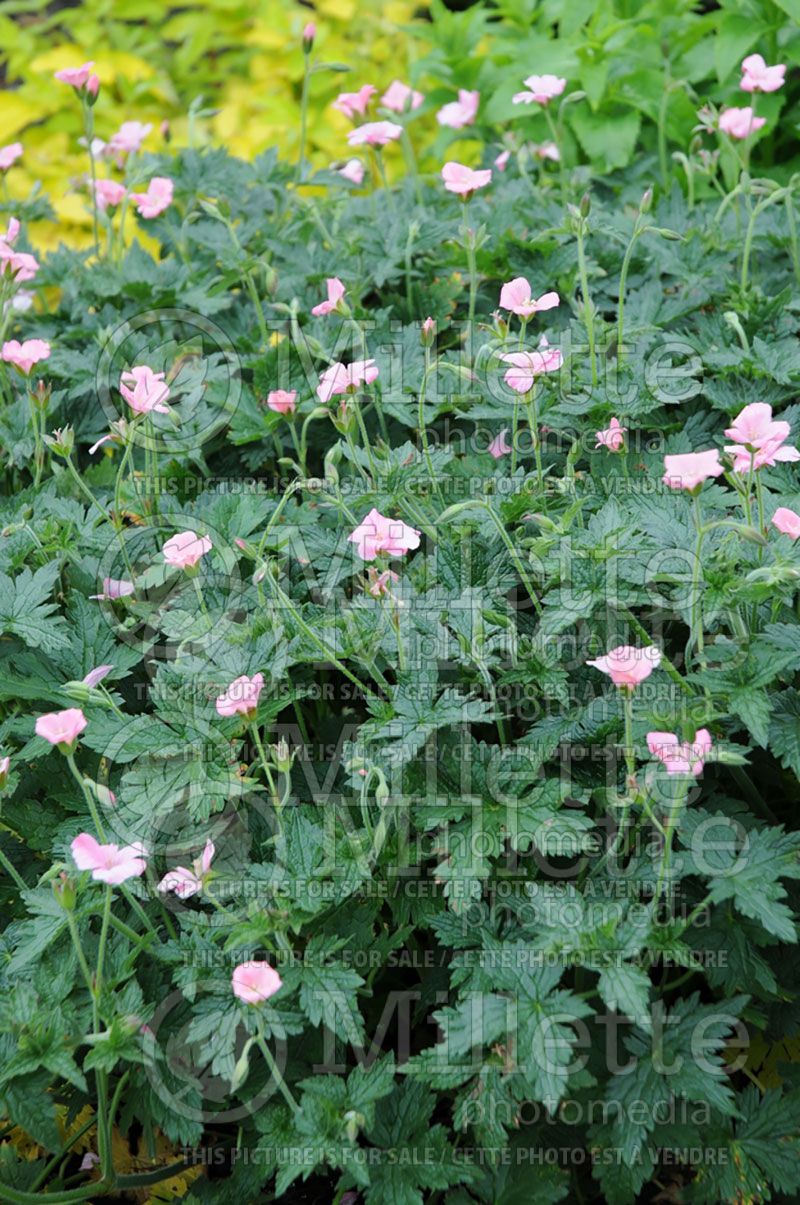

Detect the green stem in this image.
[0,843,27,892]
[63,454,107,521]
[689,492,706,671]
[617,222,641,363]
[254,1025,300,1115]
[741,187,789,291]
[543,107,567,206]
[524,388,544,496]
[84,102,100,259]
[417,355,443,505]
[249,720,281,811]
[66,754,107,841]
[575,218,597,388]
[296,52,312,183]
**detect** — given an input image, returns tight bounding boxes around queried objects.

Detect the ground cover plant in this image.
[2,2,800,1202]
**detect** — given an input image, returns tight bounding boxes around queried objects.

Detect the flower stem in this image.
[689,492,707,671]
[296,51,312,184]
[66,753,107,841]
[575,217,597,389]
[255,1024,300,1115]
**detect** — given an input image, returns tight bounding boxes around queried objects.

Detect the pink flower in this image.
[441,161,492,196]
[120,365,170,414]
[722,403,799,471]
[726,438,800,473]
[500,338,563,392]
[71,833,147,885]
[311,277,346,316]
[0,755,10,784]
[0,237,38,282]
[495,150,511,171]
[215,673,264,718]
[158,839,214,898]
[647,729,712,776]
[499,278,560,318]
[232,960,283,1004]
[267,389,297,414]
[662,450,724,491]
[131,177,173,218]
[381,80,424,113]
[772,507,800,538]
[367,568,399,597]
[35,708,88,747]
[437,90,480,130]
[741,53,785,94]
[586,645,662,689]
[82,665,113,689]
[54,62,95,89]
[333,85,377,120]
[94,179,126,210]
[719,106,765,139]
[488,429,513,459]
[347,121,403,147]
[90,577,135,600]
[317,359,379,402]
[108,121,153,156]
[596,417,627,452]
[513,75,567,106]
[302,22,316,48]
[162,531,212,569]
[348,508,421,561]
[0,143,23,171]
[2,339,51,375]
[338,158,365,185]
[533,141,560,161]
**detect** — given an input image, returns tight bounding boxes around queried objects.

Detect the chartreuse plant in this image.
[3,8,800,1205]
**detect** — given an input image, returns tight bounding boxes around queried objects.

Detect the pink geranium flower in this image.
[2,339,51,375]
[772,507,800,539]
[0,232,39,282]
[367,568,399,597]
[158,839,214,898]
[338,159,365,185]
[647,729,712,776]
[381,81,424,113]
[727,437,800,472]
[723,403,799,471]
[232,960,283,1004]
[662,450,724,490]
[348,508,421,561]
[267,389,297,414]
[90,577,135,601]
[533,141,561,161]
[441,161,492,196]
[35,708,88,747]
[215,673,264,718]
[500,338,563,392]
[437,90,480,129]
[719,107,765,139]
[131,177,173,218]
[499,278,559,318]
[0,143,23,171]
[347,121,403,147]
[317,359,379,402]
[72,833,147,885]
[586,645,662,689]
[162,531,212,569]
[333,85,377,120]
[495,150,511,171]
[596,417,627,452]
[488,429,513,459]
[0,755,11,784]
[108,121,153,156]
[94,179,127,210]
[120,365,170,415]
[741,54,785,93]
[311,277,346,316]
[54,62,95,89]
[513,75,567,105]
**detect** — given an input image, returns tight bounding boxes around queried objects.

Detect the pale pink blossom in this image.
[2,339,50,375]
[595,417,627,452]
[513,75,566,106]
[0,226,39,281]
[333,85,377,120]
[82,665,113,689]
[108,121,153,156]
[3,218,20,246]
[347,121,403,147]
[311,277,346,316]
[488,429,513,459]
[726,437,800,472]
[131,177,173,218]
[348,508,421,561]
[158,839,214,898]
[232,960,283,1004]
[267,390,297,414]
[647,729,712,776]
[441,161,492,196]
[0,143,23,171]
[586,645,662,689]
[719,106,765,139]
[90,577,135,600]
[80,1154,100,1172]
[338,158,365,185]
[499,278,560,318]
[71,833,147,885]
[54,62,95,89]
[0,755,10,782]
[317,359,379,402]
[772,507,800,539]
[662,450,724,490]
[367,568,399,597]
[88,432,117,455]
[741,54,785,94]
[495,150,511,171]
[94,179,126,210]
[162,531,212,569]
[120,365,170,415]
[381,80,423,113]
[533,141,560,161]
[86,74,99,98]
[35,708,88,747]
[215,673,264,718]
[723,403,799,470]
[500,338,563,392]
[437,90,479,130]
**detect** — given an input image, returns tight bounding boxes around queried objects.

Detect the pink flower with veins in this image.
[662,450,724,490]
[495,150,511,172]
[347,121,403,147]
[348,508,421,561]
[368,567,400,597]
[741,54,785,93]
[215,673,264,718]
[500,338,563,392]
[338,159,364,185]
[71,833,147,885]
[131,177,173,218]
[499,278,560,318]
[2,339,51,375]
[723,404,798,471]
[108,121,153,156]
[120,365,170,414]
[719,107,765,139]
[441,161,492,196]
[267,389,297,414]
[488,429,513,459]
[82,665,113,689]
[54,62,95,89]
[381,81,423,113]
[333,85,377,120]
[772,507,800,539]
[90,577,135,601]
[162,530,212,569]
[437,90,480,129]
[647,729,712,777]
[312,277,346,316]
[586,645,662,689]
[0,143,23,171]
[35,708,87,747]
[596,417,627,452]
[94,179,126,210]
[513,74,567,105]
[232,960,283,1004]
[317,359,379,402]
[159,839,215,898]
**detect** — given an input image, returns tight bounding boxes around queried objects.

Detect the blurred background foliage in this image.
[1,0,800,250]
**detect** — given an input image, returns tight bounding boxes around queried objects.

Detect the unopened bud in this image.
[579,191,591,217]
[302,21,316,53]
[640,187,653,214]
[421,316,436,347]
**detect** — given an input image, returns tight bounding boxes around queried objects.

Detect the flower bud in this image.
[579,191,591,217]
[53,872,77,912]
[86,74,100,104]
[640,187,653,214]
[421,316,436,347]
[44,426,75,458]
[302,22,316,53]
